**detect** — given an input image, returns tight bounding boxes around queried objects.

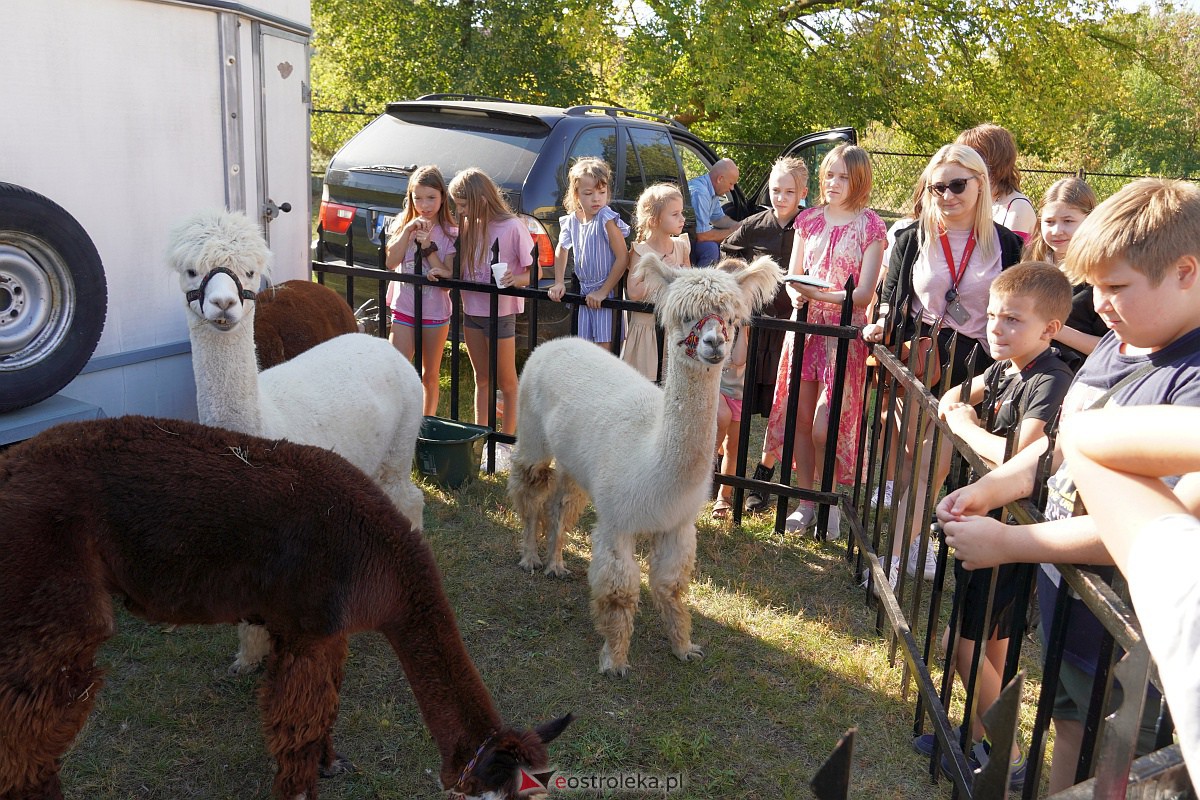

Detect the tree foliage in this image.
[310,0,609,158]
[310,0,1200,182]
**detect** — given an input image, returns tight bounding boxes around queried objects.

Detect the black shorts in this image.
[953,559,1023,641]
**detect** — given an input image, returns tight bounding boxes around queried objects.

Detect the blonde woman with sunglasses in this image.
[861,144,1024,584]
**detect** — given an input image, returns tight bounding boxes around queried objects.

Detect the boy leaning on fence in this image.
[1062,404,1200,785]
[936,178,1200,793]
[911,262,1076,788]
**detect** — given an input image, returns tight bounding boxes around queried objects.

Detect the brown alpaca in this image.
[253,279,358,370]
[0,416,570,800]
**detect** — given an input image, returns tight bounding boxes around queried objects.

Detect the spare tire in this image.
[0,183,108,413]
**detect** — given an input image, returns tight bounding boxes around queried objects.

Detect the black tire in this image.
[0,183,107,413]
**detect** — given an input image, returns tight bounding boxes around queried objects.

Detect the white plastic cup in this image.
[491,262,509,285]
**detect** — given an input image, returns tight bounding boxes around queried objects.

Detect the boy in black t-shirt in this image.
[911,263,1074,788]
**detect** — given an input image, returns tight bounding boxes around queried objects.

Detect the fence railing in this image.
[311,229,860,529]
[310,233,1193,798]
[849,318,1192,798]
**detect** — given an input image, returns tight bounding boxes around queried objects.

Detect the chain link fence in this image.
[709,137,1196,222]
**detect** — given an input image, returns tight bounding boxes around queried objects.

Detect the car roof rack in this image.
[564,105,686,129]
[415,93,516,104]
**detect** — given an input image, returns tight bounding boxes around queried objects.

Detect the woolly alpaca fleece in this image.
[254,279,358,370]
[509,255,780,677]
[167,209,425,673]
[0,416,570,800]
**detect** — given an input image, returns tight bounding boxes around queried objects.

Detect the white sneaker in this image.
[819,506,842,541]
[785,504,816,532]
[870,480,895,508]
[861,560,901,596]
[907,539,938,581]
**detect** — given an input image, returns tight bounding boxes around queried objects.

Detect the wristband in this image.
[420,242,438,257]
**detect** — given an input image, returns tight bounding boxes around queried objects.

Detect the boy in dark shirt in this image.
[912,263,1075,789]
[939,178,1200,792]
[720,157,807,510]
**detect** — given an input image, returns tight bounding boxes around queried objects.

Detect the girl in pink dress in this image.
[764,144,886,535]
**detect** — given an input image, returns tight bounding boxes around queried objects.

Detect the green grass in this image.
[58,479,919,798]
[56,344,1054,798]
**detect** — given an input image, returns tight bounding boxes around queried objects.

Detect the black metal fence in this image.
[310,232,1194,798]
[311,229,858,523]
[847,314,1193,798]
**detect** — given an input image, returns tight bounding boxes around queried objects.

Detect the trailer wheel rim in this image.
[0,236,75,370]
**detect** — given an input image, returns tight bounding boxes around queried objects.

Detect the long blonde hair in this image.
[634,183,683,243]
[918,144,996,261]
[1023,177,1098,264]
[447,168,515,270]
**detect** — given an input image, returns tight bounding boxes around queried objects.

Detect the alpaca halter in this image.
[678,313,728,361]
[448,730,496,797]
[185,266,257,310]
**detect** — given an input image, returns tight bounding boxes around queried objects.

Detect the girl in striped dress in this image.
[549,158,630,349]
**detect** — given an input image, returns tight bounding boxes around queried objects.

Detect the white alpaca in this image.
[167,209,424,673]
[508,255,780,677]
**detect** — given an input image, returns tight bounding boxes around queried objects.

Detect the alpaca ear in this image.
[735,255,783,313]
[475,717,570,786]
[535,713,574,745]
[635,253,682,291]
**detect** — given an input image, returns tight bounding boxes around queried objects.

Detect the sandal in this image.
[711,498,732,520]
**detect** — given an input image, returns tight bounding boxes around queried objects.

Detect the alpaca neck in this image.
[188,306,264,435]
[655,351,721,479]
[380,540,503,788]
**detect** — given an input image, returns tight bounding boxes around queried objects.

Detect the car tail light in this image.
[319,200,356,235]
[521,215,556,269]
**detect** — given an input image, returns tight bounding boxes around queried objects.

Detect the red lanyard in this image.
[938,229,976,292]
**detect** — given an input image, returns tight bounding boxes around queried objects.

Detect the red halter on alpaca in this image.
[0,416,570,799]
[677,313,728,360]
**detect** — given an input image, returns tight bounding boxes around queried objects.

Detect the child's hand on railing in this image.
[941,515,1008,570]
[548,282,566,302]
[862,321,885,342]
[941,401,980,429]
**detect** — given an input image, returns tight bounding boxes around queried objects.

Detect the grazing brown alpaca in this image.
[253,279,358,370]
[0,416,570,800]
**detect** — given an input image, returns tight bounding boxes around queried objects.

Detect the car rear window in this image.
[336,109,548,192]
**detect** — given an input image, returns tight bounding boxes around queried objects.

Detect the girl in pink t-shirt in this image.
[447,168,533,437]
[385,165,457,416]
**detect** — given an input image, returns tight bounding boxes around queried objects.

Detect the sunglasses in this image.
[927,176,978,196]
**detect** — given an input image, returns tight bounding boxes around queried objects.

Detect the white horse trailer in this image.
[0,0,312,441]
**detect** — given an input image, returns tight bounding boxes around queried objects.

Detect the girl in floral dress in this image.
[764,144,886,535]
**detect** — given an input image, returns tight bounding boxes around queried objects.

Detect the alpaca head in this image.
[167,209,273,331]
[642,255,781,366]
[445,714,573,799]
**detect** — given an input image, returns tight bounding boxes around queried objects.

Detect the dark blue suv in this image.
[317,95,854,330]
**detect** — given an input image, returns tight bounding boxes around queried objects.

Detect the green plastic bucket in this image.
[416,416,491,489]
